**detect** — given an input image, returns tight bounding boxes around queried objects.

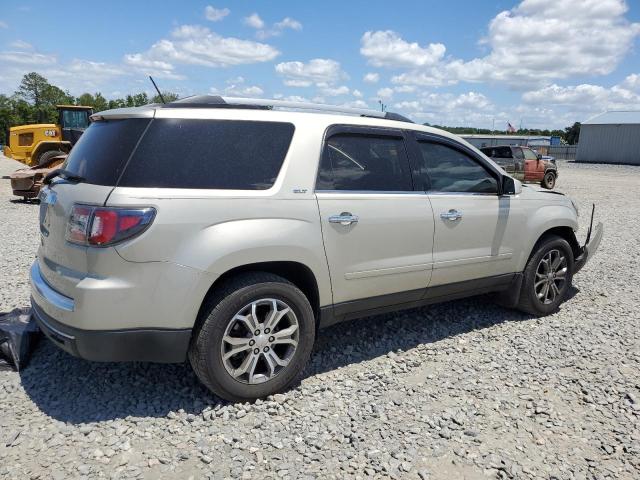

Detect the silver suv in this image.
[31,96,602,401]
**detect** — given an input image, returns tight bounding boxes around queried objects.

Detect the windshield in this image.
[61,110,90,129]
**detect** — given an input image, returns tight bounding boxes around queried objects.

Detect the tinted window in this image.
[61,110,90,129]
[119,119,294,189]
[64,119,150,185]
[416,142,498,193]
[316,134,411,191]
[522,148,537,160]
[480,146,512,158]
[513,147,524,159]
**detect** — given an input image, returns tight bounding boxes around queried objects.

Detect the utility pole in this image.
[378,100,386,112]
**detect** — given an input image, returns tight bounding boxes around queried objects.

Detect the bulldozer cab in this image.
[3,105,93,166]
[57,105,93,145]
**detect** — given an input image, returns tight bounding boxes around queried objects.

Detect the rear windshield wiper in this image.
[43,169,85,185]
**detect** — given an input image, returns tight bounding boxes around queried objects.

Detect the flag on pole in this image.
[507,122,516,133]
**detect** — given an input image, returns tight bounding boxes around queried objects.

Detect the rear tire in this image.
[37,149,65,166]
[189,272,315,402]
[516,235,574,316]
[541,171,556,189]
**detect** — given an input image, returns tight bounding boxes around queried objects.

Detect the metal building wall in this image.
[577,124,640,165]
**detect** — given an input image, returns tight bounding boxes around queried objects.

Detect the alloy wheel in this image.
[220,298,299,384]
[534,249,567,304]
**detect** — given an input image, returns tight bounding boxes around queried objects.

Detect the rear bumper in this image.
[31,299,191,363]
[574,221,603,273]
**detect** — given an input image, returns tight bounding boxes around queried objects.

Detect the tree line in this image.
[1,71,581,146]
[425,123,581,145]
[0,72,178,144]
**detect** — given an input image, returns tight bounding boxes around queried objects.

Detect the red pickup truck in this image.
[480,145,558,189]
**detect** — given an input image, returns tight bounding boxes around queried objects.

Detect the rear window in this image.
[64,119,150,185]
[118,119,295,190]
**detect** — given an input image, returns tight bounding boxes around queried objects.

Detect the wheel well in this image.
[199,261,321,324]
[533,226,581,260]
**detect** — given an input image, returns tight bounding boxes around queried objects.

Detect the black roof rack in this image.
[161,95,413,123]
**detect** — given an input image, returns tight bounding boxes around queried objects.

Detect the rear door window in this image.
[64,119,151,185]
[119,119,294,190]
[316,133,412,191]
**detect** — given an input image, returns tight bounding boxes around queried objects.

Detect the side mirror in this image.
[536,153,542,160]
[501,176,522,195]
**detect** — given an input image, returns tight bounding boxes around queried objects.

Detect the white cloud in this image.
[352,89,363,98]
[361,30,446,68]
[9,40,33,50]
[377,87,394,100]
[363,72,379,84]
[275,58,347,87]
[339,99,371,109]
[0,20,7,29]
[244,13,265,29]
[522,74,640,112]
[209,83,264,97]
[204,6,230,22]
[124,25,279,70]
[255,16,303,40]
[391,70,455,87]
[319,85,350,97]
[392,91,494,125]
[394,85,416,93]
[273,94,311,103]
[274,17,302,31]
[452,0,640,85]
[211,77,264,97]
[368,0,640,89]
[621,73,640,90]
[0,49,56,66]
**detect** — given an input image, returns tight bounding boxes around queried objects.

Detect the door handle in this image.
[329,212,359,226]
[440,209,463,221]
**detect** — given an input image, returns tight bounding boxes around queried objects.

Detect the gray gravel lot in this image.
[0,154,638,479]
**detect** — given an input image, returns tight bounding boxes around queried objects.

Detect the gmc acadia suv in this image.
[31,96,602,401]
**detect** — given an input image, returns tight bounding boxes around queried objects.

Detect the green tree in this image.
[151,91,179,103]
[15,72,74,123]
[92,92,109,112]
[0,95,36,144]
[125,93,149,107]
[77,93,95,107]
[563,122,581,145]
[16,72,48,106]
[77,92,109,112]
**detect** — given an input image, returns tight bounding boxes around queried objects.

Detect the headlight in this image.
[570,199,579,217]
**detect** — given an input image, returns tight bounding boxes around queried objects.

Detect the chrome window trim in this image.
[315,190,427,196]
[426,191,500,197]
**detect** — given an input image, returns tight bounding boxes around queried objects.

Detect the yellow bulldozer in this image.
[3,105,93,166]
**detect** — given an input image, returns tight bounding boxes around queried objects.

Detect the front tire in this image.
[541,171,556,189]
[189,272,315,402]
[516,235,574,316]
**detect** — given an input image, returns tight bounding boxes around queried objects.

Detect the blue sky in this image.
[1,0,639,129]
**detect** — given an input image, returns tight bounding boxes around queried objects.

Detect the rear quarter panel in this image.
[109,191,332,307]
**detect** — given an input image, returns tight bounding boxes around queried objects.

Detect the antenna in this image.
[149,76,166,104]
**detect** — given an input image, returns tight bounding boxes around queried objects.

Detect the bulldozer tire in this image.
[38,150,66,166]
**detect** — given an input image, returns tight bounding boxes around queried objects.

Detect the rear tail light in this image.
[66,205,156,247]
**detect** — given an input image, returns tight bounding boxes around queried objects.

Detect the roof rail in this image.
[163,95,412,123]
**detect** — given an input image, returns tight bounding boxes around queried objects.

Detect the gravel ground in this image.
[0,154,638,479]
